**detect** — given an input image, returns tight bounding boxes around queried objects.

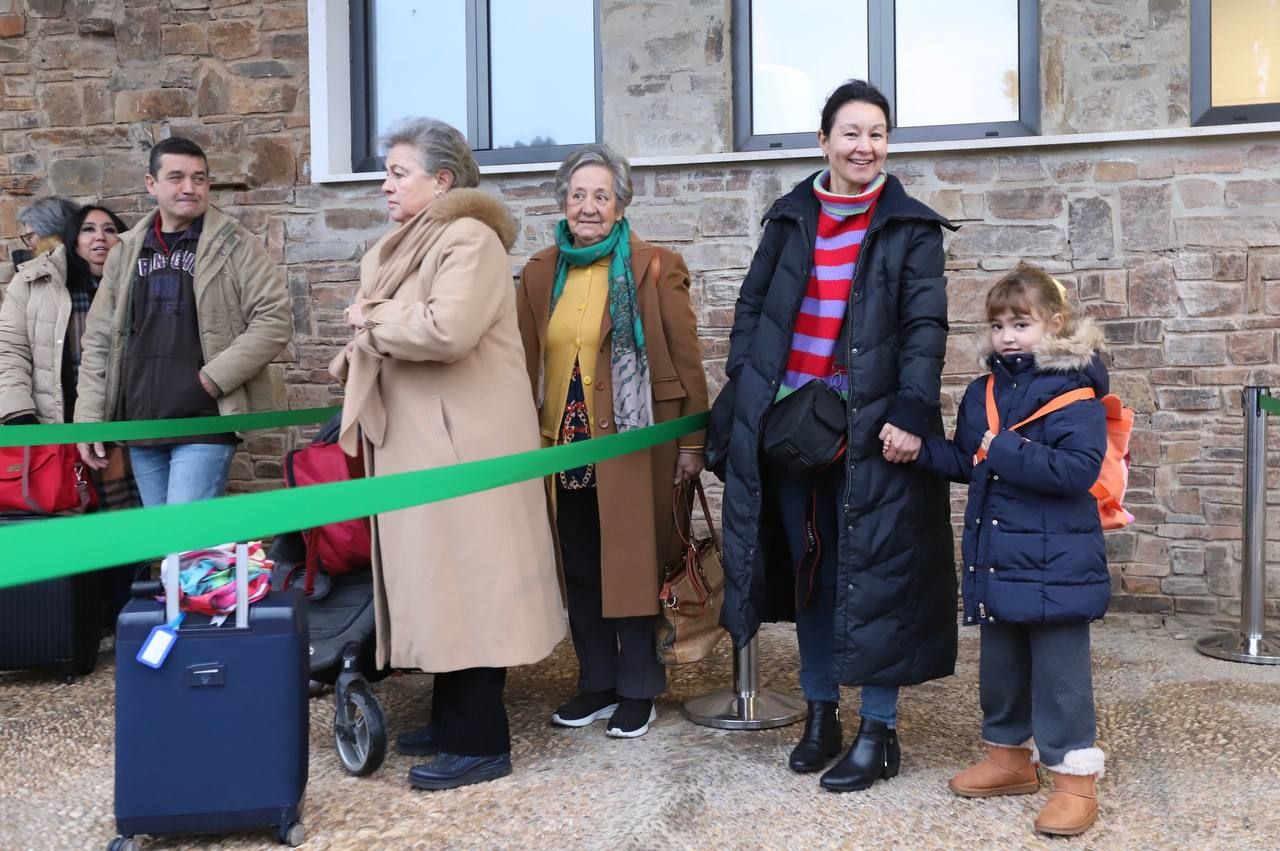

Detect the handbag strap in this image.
[671,479,719,555]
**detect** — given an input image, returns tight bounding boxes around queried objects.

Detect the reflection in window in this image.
[372,1,469,141]
[490,0,596,149]
[751,0,869,136]
[1211,0,1280,107]
[895,0,1019,127]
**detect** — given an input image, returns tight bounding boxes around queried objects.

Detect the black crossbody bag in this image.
[761,321,851,476]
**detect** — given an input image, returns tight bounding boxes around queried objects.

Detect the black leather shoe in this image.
[395,723,440,757]
[788,701,843,773]
[819,718,901,793]
[408,752,513,791]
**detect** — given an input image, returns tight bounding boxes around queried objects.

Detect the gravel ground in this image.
[2,619,1278,850]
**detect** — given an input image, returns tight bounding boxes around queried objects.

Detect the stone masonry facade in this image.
[0,0,1277,626]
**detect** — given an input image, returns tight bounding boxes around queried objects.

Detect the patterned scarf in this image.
[549,218,652,432]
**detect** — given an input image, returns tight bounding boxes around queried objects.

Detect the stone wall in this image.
[1,0,1277,626]
[1041,0,1192,133]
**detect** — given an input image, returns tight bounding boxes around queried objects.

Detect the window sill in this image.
[310,121,1280,185]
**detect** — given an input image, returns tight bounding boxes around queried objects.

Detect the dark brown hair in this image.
[820,80,893,137]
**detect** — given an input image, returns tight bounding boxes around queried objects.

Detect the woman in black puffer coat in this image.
[705,81,957,793]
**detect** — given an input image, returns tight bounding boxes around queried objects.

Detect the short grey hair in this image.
[380,117,480,189]
[19,196,80,239]
[554,144,634,213]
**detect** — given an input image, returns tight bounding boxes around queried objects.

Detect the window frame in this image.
[349,0,604,172]
[731,0,1040,151]
[1189,0,1280,126]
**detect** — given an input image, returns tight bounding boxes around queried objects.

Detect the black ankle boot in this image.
[819,718,900,793]
[788,701,843,773]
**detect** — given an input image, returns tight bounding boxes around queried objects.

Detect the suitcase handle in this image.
[131,580,163,598]
[162,543,251,629]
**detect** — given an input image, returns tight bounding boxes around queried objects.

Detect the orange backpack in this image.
[973,375,1134,531]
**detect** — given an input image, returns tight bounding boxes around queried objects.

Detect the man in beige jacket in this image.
[75,137,292,505]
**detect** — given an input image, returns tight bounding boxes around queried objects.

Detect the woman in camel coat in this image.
[331,117,563,792]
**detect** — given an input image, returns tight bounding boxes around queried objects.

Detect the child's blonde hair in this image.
[985,262,1078,336]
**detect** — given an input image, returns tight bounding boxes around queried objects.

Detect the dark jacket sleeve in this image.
[654,249,709,450]
[885,223,948,437]
[985,399,1106,495]
[706,219,785,478]
[915,377,983,483]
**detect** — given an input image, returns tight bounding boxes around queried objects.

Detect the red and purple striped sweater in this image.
[778,170,886,398]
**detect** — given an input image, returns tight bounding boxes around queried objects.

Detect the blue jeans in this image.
[128,443,237,506]
[775,468,901,727]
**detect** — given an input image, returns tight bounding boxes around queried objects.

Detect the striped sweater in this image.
[779,170,886,397]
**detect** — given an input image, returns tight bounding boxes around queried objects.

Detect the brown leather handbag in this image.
[655,479,727,665]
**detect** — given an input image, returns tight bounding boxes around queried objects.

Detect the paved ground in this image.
[2,618,1279,850]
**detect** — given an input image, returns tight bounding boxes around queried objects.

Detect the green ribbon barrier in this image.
[0,412,709,590]
[0,406,342,448]
[1260,394,1280,416]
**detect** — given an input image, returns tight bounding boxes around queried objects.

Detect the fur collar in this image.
[977,317,1105,372]
[427,188,518,252]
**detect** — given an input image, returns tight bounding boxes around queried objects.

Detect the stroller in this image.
[269,414,388,778]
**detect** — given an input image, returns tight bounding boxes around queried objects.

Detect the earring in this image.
[433,188,444,198]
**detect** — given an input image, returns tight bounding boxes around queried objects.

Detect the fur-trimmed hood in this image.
[977,317,1105,373]
[426,187,518,252]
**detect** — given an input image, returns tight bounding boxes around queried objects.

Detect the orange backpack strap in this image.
[984,374,999,434]
[1008,387,1097,431]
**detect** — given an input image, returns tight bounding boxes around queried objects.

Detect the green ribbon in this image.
[1260,394,1280,416]
[0,412,709,590]
[0,407,342,448]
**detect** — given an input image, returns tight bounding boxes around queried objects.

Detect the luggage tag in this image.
[137,612,185,669]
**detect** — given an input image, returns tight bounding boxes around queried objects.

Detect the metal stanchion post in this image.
[1197,386,1280,664]
[683,635,806,729]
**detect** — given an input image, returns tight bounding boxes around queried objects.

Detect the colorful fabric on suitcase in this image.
[163,542,273,617]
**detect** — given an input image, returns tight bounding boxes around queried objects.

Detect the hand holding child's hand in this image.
[980,430,995,454]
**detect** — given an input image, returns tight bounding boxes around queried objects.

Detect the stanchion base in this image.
[683,689,807,730]
[1196,631,1280,665]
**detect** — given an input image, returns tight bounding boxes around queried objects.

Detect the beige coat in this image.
[0,246,72,423]
[330,188,565,672]
[517,239,709,618]
[75,205,292,424]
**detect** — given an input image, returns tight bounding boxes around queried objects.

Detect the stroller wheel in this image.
[334,682,386,776]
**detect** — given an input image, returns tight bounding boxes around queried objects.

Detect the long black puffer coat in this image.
[706,173,959,687]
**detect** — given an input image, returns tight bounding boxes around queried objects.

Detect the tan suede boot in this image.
[1035,772,1099,836]
[948,744,1040,797]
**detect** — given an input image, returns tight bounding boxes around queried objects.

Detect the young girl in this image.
[914,263,1109,837]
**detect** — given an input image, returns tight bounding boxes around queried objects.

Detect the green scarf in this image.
[549,217,653,432]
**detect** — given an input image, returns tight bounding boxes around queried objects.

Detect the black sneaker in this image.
[605,698,656,738]
[550,690,619,727]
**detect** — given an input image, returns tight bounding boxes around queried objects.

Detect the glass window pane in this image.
[751,0,869,136]
[895,0,1020,127]
[490,0,596,149]
[1212,0,1280,107]
[371,1,470,143]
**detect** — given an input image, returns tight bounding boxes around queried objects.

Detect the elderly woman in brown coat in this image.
[331,117,564,792]
[517,143,709,738]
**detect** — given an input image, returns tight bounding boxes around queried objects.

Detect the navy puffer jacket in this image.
[706,173,958,687]
[915,321,1110,626]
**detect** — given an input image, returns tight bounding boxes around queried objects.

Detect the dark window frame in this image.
[1189,0,1280,126]
[350,0,604,172]
[731,0,1040,151]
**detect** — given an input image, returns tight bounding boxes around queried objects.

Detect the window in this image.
[1190,0,1280,125]
[349,0,601,172]
[731,0,1040,150]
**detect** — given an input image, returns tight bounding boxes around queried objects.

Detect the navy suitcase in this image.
[112,546,309,849]
[0,514,100,681]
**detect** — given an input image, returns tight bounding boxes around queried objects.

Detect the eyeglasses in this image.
[19,230,37,247]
